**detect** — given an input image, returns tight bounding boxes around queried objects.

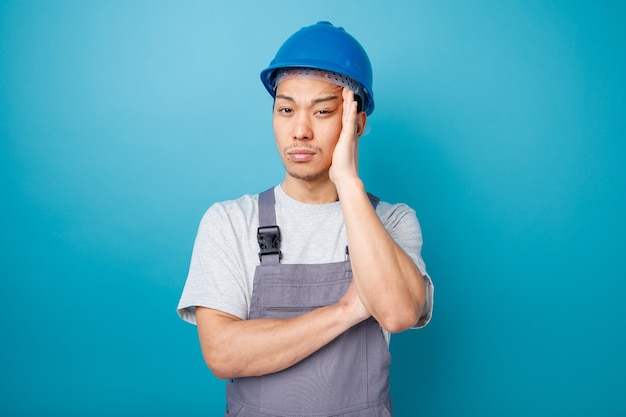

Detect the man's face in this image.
[272,77,344,182]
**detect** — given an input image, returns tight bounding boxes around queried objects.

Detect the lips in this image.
[287,148,316,162]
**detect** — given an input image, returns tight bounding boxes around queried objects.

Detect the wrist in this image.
[334,176,364,197]
[335,296,369,328]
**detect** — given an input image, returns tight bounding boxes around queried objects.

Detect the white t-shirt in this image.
[177,185,434,337]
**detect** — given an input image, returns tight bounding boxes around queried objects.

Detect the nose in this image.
[293,113,313,141]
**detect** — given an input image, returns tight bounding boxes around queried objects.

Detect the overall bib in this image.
[226,188,392,417]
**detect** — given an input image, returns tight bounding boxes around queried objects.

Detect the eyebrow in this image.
[275,94,339,105]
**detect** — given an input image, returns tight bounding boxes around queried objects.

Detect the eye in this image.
[277,107,293,115]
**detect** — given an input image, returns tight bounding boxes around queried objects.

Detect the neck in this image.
[280,175,339,204]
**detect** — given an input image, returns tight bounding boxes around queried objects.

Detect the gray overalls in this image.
[226,188,393,416]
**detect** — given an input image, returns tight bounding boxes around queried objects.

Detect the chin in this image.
[286,168,327,182]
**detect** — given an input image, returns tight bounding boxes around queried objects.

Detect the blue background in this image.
[1,1,624,416]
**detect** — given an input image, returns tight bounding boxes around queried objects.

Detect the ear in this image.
[356,112,367,138]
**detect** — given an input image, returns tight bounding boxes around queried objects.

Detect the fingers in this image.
[330,88,361,184]
[342,88,358,137]
[343,88,357,114]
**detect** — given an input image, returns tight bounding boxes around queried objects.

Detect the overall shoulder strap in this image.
[257,188,281,264]
[366,192,380,210]
[258,187,277,227]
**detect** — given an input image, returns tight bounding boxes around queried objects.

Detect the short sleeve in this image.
[378,202,434,329]
[177,202,253,325]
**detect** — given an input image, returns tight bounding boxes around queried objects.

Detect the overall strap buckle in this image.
[257,225,282,261]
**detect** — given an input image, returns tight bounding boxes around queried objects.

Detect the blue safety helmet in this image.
[261,21,375,115]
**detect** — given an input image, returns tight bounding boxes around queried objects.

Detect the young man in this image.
[178,21,434,416]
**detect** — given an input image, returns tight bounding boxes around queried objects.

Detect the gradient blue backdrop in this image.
[1,1,624,416]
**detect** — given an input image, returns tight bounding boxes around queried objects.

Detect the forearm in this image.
[335,177,426,332]
[196,301,364,379]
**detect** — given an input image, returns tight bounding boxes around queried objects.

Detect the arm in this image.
[196,280,369,379]
[330,89,426,333]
